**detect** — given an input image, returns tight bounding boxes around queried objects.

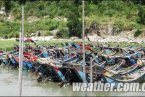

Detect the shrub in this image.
[4,35,8,39]
[56,28,69,38]
[134,29,143,37]
[44,31,53,36]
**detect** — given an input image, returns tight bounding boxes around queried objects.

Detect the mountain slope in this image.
[0,0,145,38]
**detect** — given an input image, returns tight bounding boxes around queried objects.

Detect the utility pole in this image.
[82,0,86,83]
[19,4,24,96]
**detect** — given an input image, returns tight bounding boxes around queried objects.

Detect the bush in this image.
[134,29,143,37]
[4,35,8,39]
[56,28,69,38]
[114,19,124,30]
[44,31,53,36]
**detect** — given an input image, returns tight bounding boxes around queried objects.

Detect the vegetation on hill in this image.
[0,0,145,38]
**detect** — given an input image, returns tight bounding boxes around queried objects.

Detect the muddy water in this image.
[0,66,144,96]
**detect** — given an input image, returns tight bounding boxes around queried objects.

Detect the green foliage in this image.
[44,31,53,36]
[19,0,26,5]
[56,28,69,38]
[137,5,145,25]
[0,0,145,38]
[134,29,143,37]
[86,0,145,35]
[114,18,140,31]
[67,9,82,37]
[4,0,12,16]
[0,0,82,38]
[0,20,20,38]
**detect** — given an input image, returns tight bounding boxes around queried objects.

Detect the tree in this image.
[67,7,82,37]
[4,0,11,16]
[131,0,145,5]
[67,18,82,37]
[137,5,145,25]
[74,0,81,5]
[91,0,103,4]
[0,0,4,8]
[19,0,26,5]
[66,1,82,38]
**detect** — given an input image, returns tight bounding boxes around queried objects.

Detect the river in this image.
[0,66,144,96]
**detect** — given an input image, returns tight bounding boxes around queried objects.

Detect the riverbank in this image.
[0,37,145,50]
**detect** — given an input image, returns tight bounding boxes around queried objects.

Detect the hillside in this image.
[0,0,145,38]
